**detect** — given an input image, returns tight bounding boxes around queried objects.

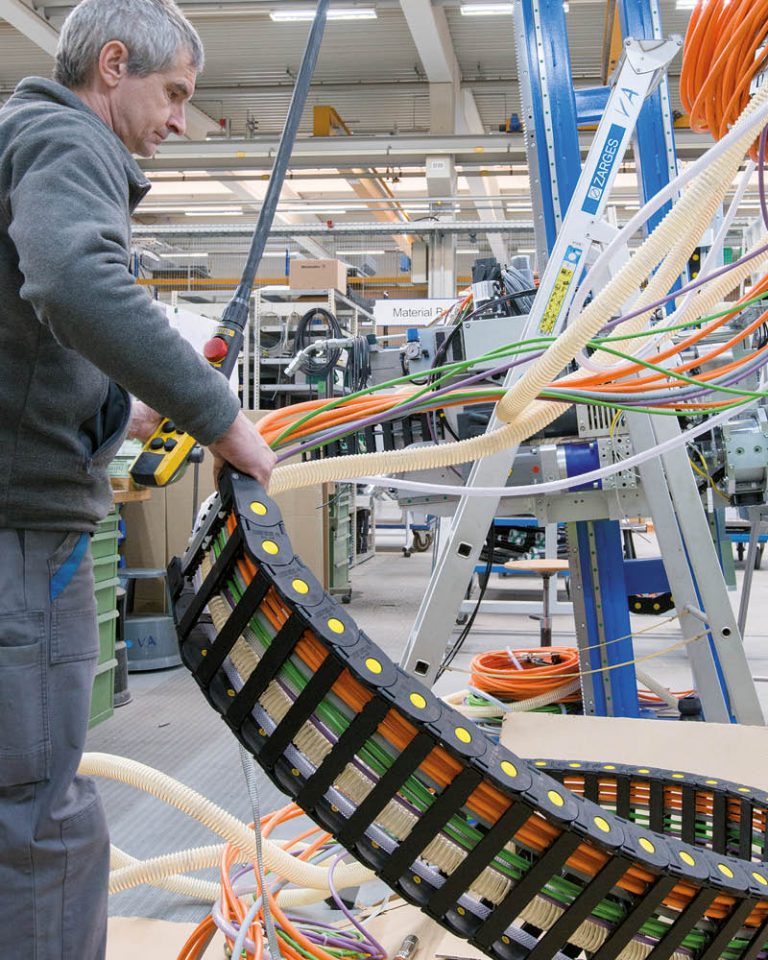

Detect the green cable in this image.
[270,289,768,448]
[211,532,749,955]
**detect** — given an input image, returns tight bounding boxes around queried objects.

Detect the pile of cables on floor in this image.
[443,646,700,741]
[179,801,384,960]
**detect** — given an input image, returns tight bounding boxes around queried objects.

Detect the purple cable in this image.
[275,352,544,462]
[327,852,387,959]
[760,125,768,231]
[276,163,768,463]
[601,229,768,333]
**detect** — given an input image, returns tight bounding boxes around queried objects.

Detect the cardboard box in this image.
[289,258,347,293]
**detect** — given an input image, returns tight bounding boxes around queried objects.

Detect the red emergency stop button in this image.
[204,337,228,363]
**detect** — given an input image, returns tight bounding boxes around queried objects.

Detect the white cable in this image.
[568,96,768,327]
[351,397,758,498]
[575,160,760,373]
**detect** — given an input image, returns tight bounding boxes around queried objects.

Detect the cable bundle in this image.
[681,0,768,150]
[179,803,384,960]
[469,648,581,704]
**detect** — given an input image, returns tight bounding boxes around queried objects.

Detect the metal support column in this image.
[568,520,640,718]
[400,39,680,684]
[627,412,764,724]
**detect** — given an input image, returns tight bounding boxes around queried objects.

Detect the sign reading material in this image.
[374,299,457,328]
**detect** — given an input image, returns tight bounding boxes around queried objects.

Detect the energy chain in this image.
[168,467,768,960]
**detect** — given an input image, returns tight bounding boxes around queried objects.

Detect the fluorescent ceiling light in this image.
[460,3,514,16]
[270,8,377,22]
[336,249,386,255]
[675,0,696,8]
[457,248,480,254]
[303,207,349,214]
[184,208,243,216]
[158,252,209,259]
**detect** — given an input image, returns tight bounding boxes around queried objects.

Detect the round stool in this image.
[503,558,569,647]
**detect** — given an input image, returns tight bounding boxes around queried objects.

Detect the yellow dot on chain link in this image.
[261,540,279,555]
[455,727,472,744]
[365,658,382,675]
[548,791,565,808]
[594,817,611,833]
[501,761,518,778]
[327,618,345,634]
[250,501,267,516]
[639,838,655,854]
[679,852,695,866]
[410,693,426,709]
[292,579,309,595]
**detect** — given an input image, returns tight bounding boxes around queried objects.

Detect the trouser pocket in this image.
[0,611,49,786]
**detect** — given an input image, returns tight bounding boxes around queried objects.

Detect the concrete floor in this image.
[86,532,768,923]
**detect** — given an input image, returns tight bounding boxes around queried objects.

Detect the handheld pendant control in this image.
[129,319,245,488]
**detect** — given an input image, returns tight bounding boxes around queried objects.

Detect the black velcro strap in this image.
[197,573,270,685]
[741,914,768,960]
[616,777,631,819]
[681,786,696,845]
[259,654,343,770]
[296,696,390,812]
[712,792,728,854]
[525,856,628,960]
[179,526,242,640]
[583,773,599,803]
[644,887,717,960]
[381,767,483,886]
[589,876,677,960]
[225,613,306,729]
[428,800,534,918]
[698,899,756,960]
[338,731,433,848]
[649,779,665,833]
[739,799,753,861]
[474,832,581,949]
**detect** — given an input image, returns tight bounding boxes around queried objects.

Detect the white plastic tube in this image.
[352,394,760,498]
[79,753,374,893]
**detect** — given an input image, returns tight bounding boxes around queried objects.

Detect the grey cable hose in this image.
[239,743,282,960]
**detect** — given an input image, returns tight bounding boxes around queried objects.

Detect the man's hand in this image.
[127,400,163,442]
[208,411,277,488]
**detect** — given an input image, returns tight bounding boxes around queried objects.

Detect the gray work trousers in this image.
[0,529,109,959]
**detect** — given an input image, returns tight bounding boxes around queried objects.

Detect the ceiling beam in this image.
[0,0,58,54]
[399,0,507,260]
[0,0,219,136]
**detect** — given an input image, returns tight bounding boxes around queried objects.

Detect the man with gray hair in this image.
[0,0,275,955]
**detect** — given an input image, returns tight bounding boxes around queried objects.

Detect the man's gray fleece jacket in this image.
[0,78,241,531]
